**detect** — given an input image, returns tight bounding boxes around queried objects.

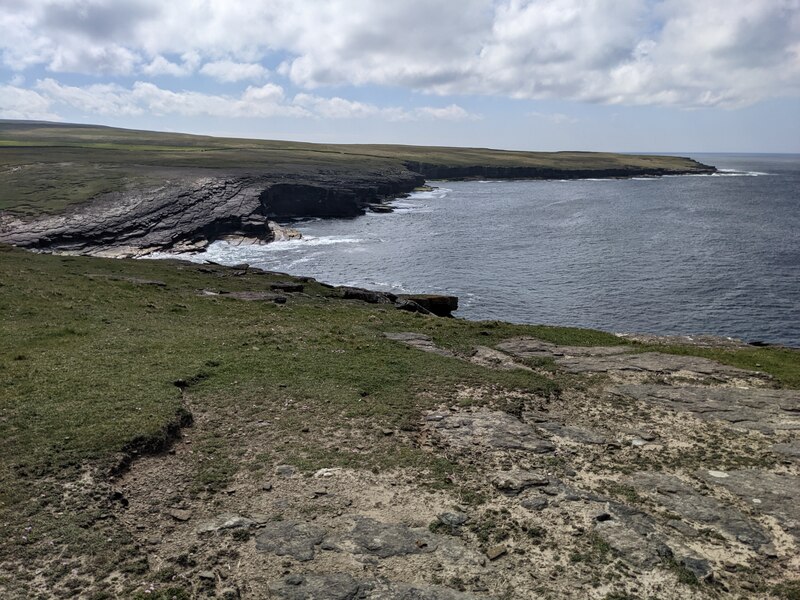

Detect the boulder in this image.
[397,294,458,317]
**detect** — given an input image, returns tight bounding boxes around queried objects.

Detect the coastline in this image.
[0,121,715,259]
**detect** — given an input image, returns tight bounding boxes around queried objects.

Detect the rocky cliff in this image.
[0,167,424,257]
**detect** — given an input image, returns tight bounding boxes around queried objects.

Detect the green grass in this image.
[1,244,796,596]
[0,246,563,595]
[0,120,713,215]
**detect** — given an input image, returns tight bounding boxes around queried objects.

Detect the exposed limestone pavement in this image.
[103,330,800,599]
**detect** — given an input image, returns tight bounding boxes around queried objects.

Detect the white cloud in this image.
[48,43,141,76]
[1,1,798,108]
[416,104,476,121]
[35,79,306,118]
[36,78,142,115]
[142,52,200,77]
[293,93,406,120]
[294,94,476,121]
[21,79,475,122]
[0,85,60,120]
[200,60,268,82]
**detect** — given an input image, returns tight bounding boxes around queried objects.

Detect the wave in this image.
[260,236,363,249]
[407,187,452,200]
[665,170,771,178]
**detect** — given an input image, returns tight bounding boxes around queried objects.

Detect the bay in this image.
[176,154,800,346]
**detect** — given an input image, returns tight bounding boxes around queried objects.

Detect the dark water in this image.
[177,154,800,346]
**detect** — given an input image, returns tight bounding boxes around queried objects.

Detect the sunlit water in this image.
[157,154,800,346]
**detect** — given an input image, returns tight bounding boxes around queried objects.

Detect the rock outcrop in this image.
[0,167,424,257]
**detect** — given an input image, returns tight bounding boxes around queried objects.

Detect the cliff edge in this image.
[0,121,715,256]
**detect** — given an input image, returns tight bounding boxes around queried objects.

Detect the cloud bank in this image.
[0,0,798,123]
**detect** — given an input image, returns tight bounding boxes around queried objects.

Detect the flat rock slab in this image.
[615,333,750,348]
[596,500,714,580]
[254,520,326,562]
[698,469,800,541]
[595,502,672,568]
[327,516,437,558]
[269,574,484,600]
[469,346,530,371]
[497,339,765,381]
[195,513,255,534]
[491,469,550,494]
[534,421,610,445]
[627,472,771,551]
[384,332,457,358]
[497,338,632,358]
[557,352,764,379]
[426,409,555,455]
[772,441,800,459]
[613,385,800,432]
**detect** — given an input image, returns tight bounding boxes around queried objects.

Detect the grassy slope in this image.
[1,246,797,596]
[0,120,709,216]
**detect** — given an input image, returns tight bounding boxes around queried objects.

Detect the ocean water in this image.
[170,154,800,346]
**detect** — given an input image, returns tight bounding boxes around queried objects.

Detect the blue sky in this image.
[1,0,799,152]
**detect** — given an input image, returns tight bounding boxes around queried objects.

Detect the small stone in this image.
[275,465,295,477]
[382,429,394,436]
[492,470,549,494]
[198,571,215,580]
[437,512,468,527]
[594,512,612,522]
[486,545,507,560]
[707,470,729,478]
[166,509,192,522]
[680,557,714,582]
[250,513,270,525]
[261,482,273,491]
[195,514,255,534]
[313,468,339,478]
[521,497,548,511]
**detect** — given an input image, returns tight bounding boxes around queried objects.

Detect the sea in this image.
[161,154,800,347]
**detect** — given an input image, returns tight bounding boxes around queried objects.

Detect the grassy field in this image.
[1,245,797,598]
[0,120,711,216]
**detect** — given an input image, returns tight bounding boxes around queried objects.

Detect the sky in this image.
[1,0,799,153]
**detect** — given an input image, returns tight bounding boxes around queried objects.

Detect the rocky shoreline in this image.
[0,159,715,259]
[0,166,424,258]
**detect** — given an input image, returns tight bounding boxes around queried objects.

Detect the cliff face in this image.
[403,161,716,180]
[0,168,424,256]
